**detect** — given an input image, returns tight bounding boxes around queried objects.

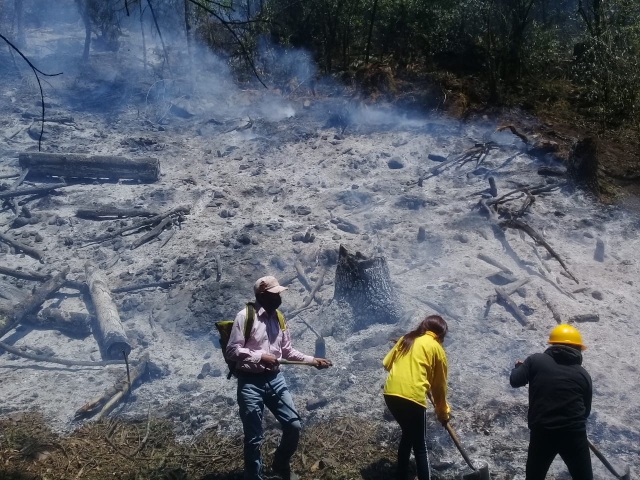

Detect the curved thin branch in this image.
[145,0,172,76]
[0,32,63,151]
[186,0,267,88]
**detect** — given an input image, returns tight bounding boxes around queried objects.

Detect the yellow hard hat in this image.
[548,324,586,351]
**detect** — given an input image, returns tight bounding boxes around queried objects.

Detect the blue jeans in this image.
[237,372,302,480]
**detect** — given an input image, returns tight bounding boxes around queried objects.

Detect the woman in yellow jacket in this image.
[383,315,450,480]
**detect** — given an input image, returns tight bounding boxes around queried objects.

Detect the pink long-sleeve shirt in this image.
[226,303,313,374]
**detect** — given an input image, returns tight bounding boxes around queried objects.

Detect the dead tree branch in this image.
[0,231,45,262]
[0,33,63,151]
[186,0,267,88]
[145,0,172,75]
[480,198,578,284]
[0,340,124,367]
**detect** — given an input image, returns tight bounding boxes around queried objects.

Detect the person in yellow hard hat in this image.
[510,324,593,480]
[382,315,450,480]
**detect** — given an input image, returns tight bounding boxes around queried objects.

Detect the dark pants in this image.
[237,372,302,480]
[384,395,431,480]
[526,428,593,480]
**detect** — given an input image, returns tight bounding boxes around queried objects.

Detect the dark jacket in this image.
[510,345,592,431]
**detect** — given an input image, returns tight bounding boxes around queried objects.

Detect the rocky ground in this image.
[1,27,639,480]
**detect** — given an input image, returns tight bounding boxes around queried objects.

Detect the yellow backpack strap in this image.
[276,309,286,331]
[244,303,256,341]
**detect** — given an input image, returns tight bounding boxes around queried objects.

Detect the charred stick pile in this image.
[0,154,175,420]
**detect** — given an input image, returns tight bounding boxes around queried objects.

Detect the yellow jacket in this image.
[383,331,450,422]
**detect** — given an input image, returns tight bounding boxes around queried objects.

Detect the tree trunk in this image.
[569,137,600,193]
[184,0,193,83]
[333,245,401,331]
[364,0,378,64]
[140,0,147,73]
[75,0,92,61]
[19,152,160,182]
[85,262,131,359]
[14,0,25,47]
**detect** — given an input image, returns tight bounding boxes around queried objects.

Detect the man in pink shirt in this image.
[227,276,330,480]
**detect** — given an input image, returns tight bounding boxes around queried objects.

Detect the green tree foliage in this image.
[2,0,640,126]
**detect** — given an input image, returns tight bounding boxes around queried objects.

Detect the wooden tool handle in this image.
[444,422,476,471]
[588,439,628,480]
[278,359,333,367]
[427,392,476,471]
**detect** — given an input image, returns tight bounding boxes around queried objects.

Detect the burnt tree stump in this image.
[333,245,401,331]
[569,137,600,193]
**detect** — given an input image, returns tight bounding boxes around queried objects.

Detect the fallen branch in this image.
[159,228,176,248]
[495,286,533,328]
[112,279,181,294]
[130,216,172,249]
[0,340,124,367]
[0,268,69,338]
[477,253,513,274]
[503,219,578,284]
[479,200,578,284]
[489,183,563,207]
[0,182,67,200]
[484,277,530,318]
[288,268,326,319]
[75,352,150,420]
[295,261,313,291]
[84,205,189,246]
[76,208,158,220]
[410,295,462,322]
[3,168,29,215]
[537,288,562,324]
[496,125,529,143]
[0,265,49,281]
[0,232,45,262]
[24,307,92,337]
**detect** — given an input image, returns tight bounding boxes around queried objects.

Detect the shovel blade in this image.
[462,463,490,480]
[620,465,630,480]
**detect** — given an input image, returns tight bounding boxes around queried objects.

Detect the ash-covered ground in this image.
[1,22,639,480]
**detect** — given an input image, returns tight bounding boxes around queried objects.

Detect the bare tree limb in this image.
[0,32,63,151]
[145,0,172,75]
[186,0,267,88]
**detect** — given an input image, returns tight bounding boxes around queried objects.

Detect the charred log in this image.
[0,268,69,338]
[19,152,160,182]
[85,262,131,359]
[23,307,92,338]
[333,245,401,331]
[76,207,158,220]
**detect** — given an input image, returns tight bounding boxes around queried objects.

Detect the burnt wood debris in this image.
[0,28,634,480]
[0,150,172,417]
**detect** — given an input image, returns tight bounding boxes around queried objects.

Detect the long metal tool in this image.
[589,439,631,480]
[428,393,490,480]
